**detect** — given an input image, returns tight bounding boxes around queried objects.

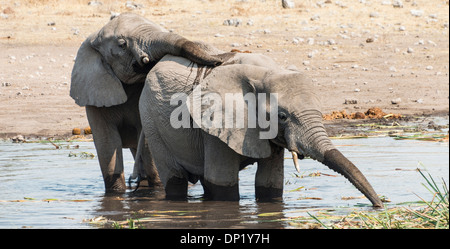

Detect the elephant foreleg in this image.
[255,146,284,201]
[202,135,240,201]
[86,106,126,192]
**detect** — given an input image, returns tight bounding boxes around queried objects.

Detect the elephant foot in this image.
[202,180,239,201]
[164,177,188,200]
[255,186,283,202]
[104,173,126,193]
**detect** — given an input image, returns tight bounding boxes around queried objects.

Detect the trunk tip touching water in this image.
[322,149,384,207]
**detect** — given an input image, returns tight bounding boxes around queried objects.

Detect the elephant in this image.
[137,52,384,207]
[70,13,222,192]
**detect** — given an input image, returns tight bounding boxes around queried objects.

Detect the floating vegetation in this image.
[0,198,93,203]
[68,151,95,158]
[393,134,449,142]
[85,209,211,229]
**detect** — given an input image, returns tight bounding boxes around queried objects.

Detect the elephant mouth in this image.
[132,59,158,74]
[270,137,306,173]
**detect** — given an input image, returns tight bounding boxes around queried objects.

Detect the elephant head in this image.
[189,64,383,207]
[70,13,222,107]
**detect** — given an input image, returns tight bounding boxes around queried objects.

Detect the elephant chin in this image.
[321,149,384,207]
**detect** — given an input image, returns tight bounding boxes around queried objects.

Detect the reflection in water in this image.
[0,132,448,228]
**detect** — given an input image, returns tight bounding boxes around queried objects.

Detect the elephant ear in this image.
[187,66,272,159]
[70,37,127,107]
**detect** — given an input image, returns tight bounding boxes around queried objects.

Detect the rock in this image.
[398,26,406,31]
[47,22,56,26]
[327,39,336,45]
[125,1,144,10]
[88,1,102,6]
[12,135,25,143]
[72,128,82,135]
[389,66,397,72]
[282,0,295,9]
[410,9,424,17]
[415,98,424,103]
[366,37,375,43]
[230,43,240,47]
[310,14,320,21]
[223,18,242,27]
[365,107,387,118]
[1,82,11,87]
[72,28,80,35]
[392,0,403,8]
[369,12,379,18]
[344,99,358,104]
[425,65,433,70]
[354,112,366,119]
[407,47,414,53]
[391,98,402,104]
[2,7,15,14]
[84,127,92,135]
[110,12,120,20]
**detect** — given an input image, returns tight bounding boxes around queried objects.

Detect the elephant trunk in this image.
[291,110,383,207]
[321,149,383,207]
[136,30,223,67]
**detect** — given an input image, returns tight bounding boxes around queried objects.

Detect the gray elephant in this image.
[70,13,222,192]
[138,52,384,207]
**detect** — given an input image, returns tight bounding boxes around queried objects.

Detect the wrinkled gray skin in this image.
[138,51,383,207]
[70,13,222,192]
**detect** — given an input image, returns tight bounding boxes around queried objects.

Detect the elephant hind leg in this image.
[104,173,126,192]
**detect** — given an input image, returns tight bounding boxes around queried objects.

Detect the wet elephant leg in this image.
[202,135,240,201]
[137,133,161,187]
[255,146,284,201]
[86,106,125,192]
[145,128,187,199]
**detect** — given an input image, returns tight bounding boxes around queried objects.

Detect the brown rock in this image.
[354,112,366,119]
[84,126,92,135]
[72,128,81,135]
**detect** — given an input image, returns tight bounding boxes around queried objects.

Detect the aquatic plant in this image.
[310,168,449,229]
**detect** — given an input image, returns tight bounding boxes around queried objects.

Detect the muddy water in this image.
[0,133,448,228]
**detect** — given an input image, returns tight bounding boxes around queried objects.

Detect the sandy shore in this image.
[0,0,448,139]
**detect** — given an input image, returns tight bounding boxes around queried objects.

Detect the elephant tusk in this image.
[142,56,150,64]
[291,151,300,173]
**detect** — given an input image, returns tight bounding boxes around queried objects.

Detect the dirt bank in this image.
[1,0,448,139]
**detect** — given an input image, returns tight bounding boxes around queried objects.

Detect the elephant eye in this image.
[117,39,127,49]
[278,112,288,121]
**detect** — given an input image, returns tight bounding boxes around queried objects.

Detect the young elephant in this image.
[70,13,222,192]
[138,54,384,207]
